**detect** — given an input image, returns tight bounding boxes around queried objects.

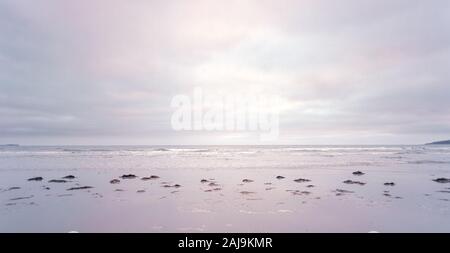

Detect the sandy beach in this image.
[1,145,450,233]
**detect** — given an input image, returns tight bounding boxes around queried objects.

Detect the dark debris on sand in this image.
[205,188,222,192]
[203,179,221,192]
[433,178,450,183]
[110,179,120,184]
[384,182,395,186]
[276,176,285,179]
[49,179,68,183]
[28,177,43,181]
[384,194,402,199]
[9,195,34,201]
[352,171,365,176]
[333,189,354,194]
[120,174,137,179]
[343,180,366,185]
[62,175,76,179]
[294,178,311,183]
[141,175,160,180]
[242,179,254,183]
[162,184,181,188]
[288,190,311,196]
[67,186,93,191]
[57,194,73,197]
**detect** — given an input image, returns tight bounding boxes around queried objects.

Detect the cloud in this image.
[1,0,449,144]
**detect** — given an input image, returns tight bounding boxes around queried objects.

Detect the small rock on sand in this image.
[433,178,450,183]
[62,175,76,179]
[28,177,43,181]
[276,176,285,179]
[200,179,209,183]
[242,179,254,183]
[384,182,395,186]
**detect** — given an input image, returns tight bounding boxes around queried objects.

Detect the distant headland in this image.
[0,144,20,147]
[426,140,450,145]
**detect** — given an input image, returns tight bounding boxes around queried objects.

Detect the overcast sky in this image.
[1,0,450,145]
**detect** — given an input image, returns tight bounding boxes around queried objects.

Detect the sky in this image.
[1,0,450,145]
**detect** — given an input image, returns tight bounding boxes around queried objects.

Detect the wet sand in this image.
[1,145,450,232]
